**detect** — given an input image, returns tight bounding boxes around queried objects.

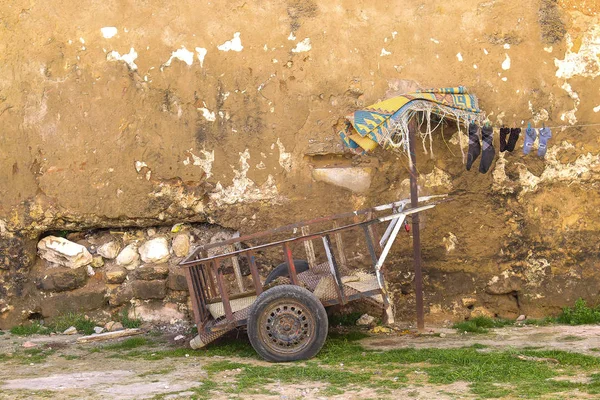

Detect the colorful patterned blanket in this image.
[340,86,482,153]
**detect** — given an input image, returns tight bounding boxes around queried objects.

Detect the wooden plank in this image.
[227,245,245,293]
[247,250,263,295]
[332,221,347,268]
[301,226,317,269]
[77,329,143,343]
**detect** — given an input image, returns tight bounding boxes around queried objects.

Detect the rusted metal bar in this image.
[300,226,317,269]
[323,234,345,305]
[182,196,446,263]
[283,242,299,286]
[190,266,207,324]
[213,260,234,321]
[366,211,383,253]
[332,221,347,269]
[205,265,218,298]
[184,266,202,325]
[246,250,263,296]
[181,204,435,267]
[408,117,425,331]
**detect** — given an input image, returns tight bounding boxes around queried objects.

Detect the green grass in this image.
[452,316,513,333]
[120,307,143,329]
[10,322,49,336]
[48,312,96,335]
[557,298,600,325]
[103,337,149,350]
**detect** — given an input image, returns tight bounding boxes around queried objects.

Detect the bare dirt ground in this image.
[1,324,600,399]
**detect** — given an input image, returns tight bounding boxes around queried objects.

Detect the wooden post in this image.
[408,117,425,331]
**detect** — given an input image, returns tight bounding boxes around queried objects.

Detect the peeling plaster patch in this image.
[186,149,215,179]
[209,150,279,207]
[101,27,117,39]
[554,27,600,79]
[0,219,11,238]
[106,48,138,70]
[559,82,580,125]
[312,167,372,193]
[430,38,440,44]
[276,138,292,172]
[491,153,514,194]
[392,31,398,39]
[523,254,550,286]
[287,32,296,41]
[503,43,510,49]
[517,141,600,194]
[134,161,147,173]
[594,105,600,113]
[483,48,489,55]
[502,53,511,70]
[256,161,266,170]
[442,232,458,252]
[528,101,549,124]
[195,47,207,67]
[217,32,243,52]
[544,46,553,53]
[456,53,463,62]
[292,38,312,53]
[164,47,194,67]
[197,107,216,122]
[380,48,391,56]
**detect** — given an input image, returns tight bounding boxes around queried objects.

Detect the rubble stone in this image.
[105,267,127,284]
[132,280,167,300]
[133,264,169,280]
[116,244,140,268]
[97,241,121,259]
[139,238,170,264]
[37,236,92,269]
[36,266,88,292]
[172,234,191,257]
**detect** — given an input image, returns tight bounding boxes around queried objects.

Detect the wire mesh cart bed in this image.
[179,193,444,362]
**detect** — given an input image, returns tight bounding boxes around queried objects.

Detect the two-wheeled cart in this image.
[179,194,443,361]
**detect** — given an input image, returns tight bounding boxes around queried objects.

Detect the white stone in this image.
[37,236,92,269]
[97,241,121,259]
[516,314,526,322]
[217,32,243,52]
[356,313,376,327]
[312,167,372,193]
[172,234,191,258]
[104,321,124,332]
[174,335,185,341]
[100,27,117,39]
[139,237,170,264]
[94,326,105,334]
[116,243,140,266]
[63,326,77,335]
[292,38,311,53]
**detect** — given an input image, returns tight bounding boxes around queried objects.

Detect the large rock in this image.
[133,264,169,280]
[139,238,170,264]
[132,280,167,300]
[37,236,92,269]
[116,244,140,269]
[105,266,127,284]
[35,266,88,292]
[167,267,189,291]
[129,302,185,323]
[40,283,107,318]
[97,241,121,259]
[109,284,134,306]
[172,234,191,258]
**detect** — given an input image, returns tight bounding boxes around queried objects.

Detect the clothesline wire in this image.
[481,122,600,130]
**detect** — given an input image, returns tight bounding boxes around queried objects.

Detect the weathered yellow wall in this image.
[1,0,599,326]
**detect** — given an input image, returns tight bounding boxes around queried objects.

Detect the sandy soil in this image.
[1,324,599,399]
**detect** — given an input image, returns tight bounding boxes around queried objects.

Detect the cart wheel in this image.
[247,285,328,362]
[264,260,310,285]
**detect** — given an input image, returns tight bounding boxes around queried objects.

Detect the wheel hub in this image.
[261,302,313,353]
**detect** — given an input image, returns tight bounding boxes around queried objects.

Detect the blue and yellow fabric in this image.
[340,87,481,152]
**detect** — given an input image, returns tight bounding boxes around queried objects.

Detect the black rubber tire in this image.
[264,260,310,285]
[247,285,328,362]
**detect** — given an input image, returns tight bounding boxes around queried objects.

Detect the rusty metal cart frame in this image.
[179,120,434,359]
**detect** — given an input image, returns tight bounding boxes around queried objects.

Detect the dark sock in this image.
[506,128,521,152]
[538,127,552,158]
[479,125,495,174]
[466,122,481,171]
[499,127,509,152]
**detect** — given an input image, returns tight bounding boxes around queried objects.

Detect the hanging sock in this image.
[506,127,521,152]
[523,126,536,155]
[479,125,495,174]
[538,127,552,158]
[499,127,510,152]
[466,122,481,171]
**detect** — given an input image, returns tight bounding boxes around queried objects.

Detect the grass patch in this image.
[138,367,175,377]
[20,348,55,364]
[519,316,556,326]
[10,322,49,336]
[49,312,96,335]
[453,316,513,333]
[103,337,149,350]
[557,298,600,325]
[120,307,143,329]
